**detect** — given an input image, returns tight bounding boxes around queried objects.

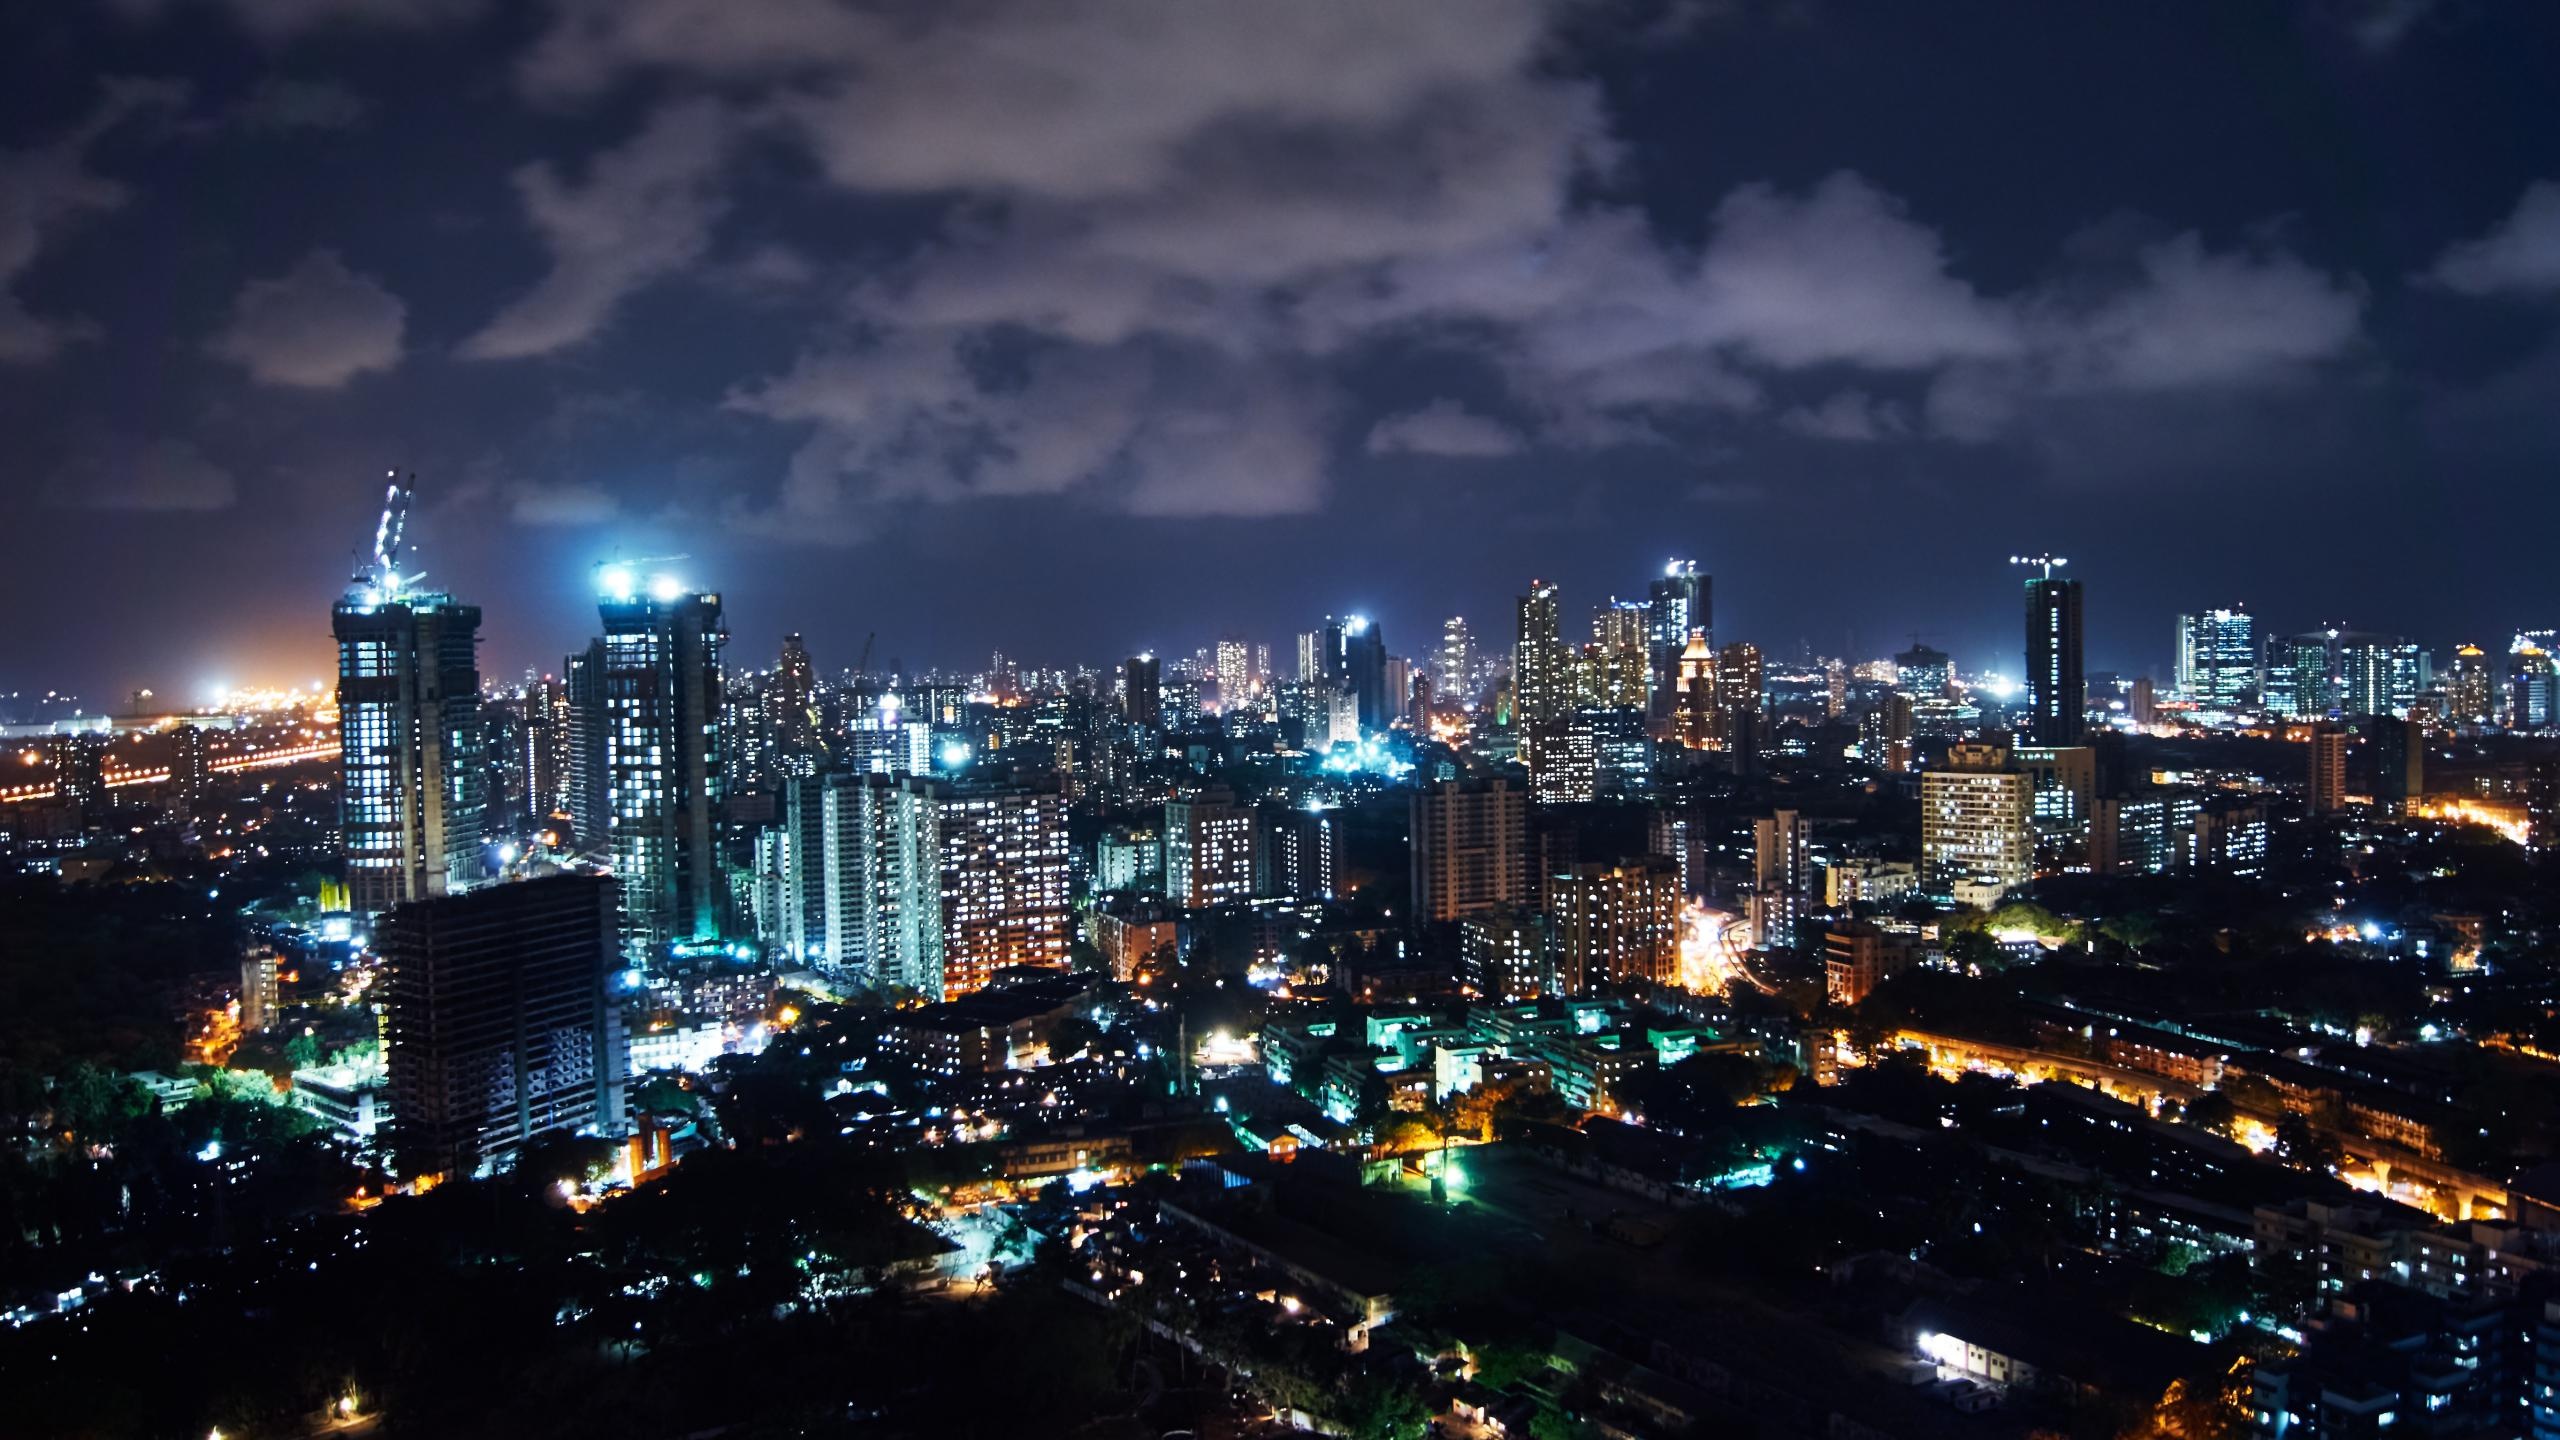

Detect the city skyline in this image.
[7,4,2560,695]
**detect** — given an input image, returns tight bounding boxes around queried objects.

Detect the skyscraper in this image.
[1124,653,1162,729]
[1410,777,1530,922]
[1215,638,1249,711]
[1587,601,1651,709]
[592,567,726,961]
[334,476,484,923]
[1646,560,1708,732]
[1437,616,1474,708]
[1893,643,1952,699]
[380,872,626,1180]
[2306,722,2349,814]
[2175,608,2257,710]
[1335,615,1389,733]
[2017,556,2084,746]
[1712,641,1764,750]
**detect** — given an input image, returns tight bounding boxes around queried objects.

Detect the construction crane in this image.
[351,471,426,602]
[853,631,876,677]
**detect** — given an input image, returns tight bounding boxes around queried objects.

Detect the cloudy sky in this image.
[6,0,2560,699]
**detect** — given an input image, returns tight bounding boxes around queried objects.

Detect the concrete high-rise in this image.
[2307,722,2349,814]
[380,872,625,1180]
[1550,858,1680,992]
[1410,777,1530,922]
[592,568,727,961]
[1165,786,1258,909]
[1921,743,2034,906]
[2018,556,2084,746]
[889,778,1071,999]
[334,476,484,923]
[1124,654,1162,728]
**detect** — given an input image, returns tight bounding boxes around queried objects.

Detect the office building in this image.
[1647,560,1708,732]
[1894,643,1952,699]
[1410,777,1530,922]
[592,571,727,961]
[380,872,626,1180]
[2019,557,2084,745]
[2308,722,2349,814]
[1550,858,1680,992]
[2011,744,2096,827]
[1921,743,2034,905]
[333,478,484,922]
[2267,632,2338,719]
[2175,608,2257,710]
[2334,632,2423,718]
[1165,786,1258,909]
[1328,615,1390,734]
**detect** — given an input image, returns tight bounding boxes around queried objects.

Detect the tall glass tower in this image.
[333,475,483,923]
[1647,560,1708,730]
[591,566,727,962]
[2016,555,2084,746]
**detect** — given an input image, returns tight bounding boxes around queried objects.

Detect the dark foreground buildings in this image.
[381,873,627,1179]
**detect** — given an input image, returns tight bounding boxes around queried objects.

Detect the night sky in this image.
[6,1,2559,701]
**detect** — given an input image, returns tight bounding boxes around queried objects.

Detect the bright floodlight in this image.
[648,573,685,603]
[598,564,636,601]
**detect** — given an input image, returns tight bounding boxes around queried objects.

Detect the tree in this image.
[2273,1113,2340,1173]
[2183,1092,2236,1138]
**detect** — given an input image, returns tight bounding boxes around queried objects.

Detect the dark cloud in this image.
[1367,400,1529,458]
[0,79,184,363]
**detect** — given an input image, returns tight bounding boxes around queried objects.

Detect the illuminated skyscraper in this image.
[1587,601,1651,709]
[1674,631,1714,748]
[2265,632,2336,718]
[334,476,484,923]
[888,777,1071,999]
[1165,786,1258,909]
[1437,616,1474,707]
[2334,632,2422,718]
[2175,608,2257,710]
[2016,556,2084,746]
[1515,581,1570,776]
[1646,560,1707,731]
[2446,645,2494,727]
[1712,641,1764,749]
[592,567,727,961]
[1333,615,1389,733]
[1215,638,1249,711]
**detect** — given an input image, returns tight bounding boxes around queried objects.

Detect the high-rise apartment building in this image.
[1410,777,1530,922]
[1437,617,1475,708]
[334,477,484,923]
[1461,909,1554,1002]
[2019,557,2084,745]
[1215,638,1249,711]
[2176,608,2257,710]
[1921,743,2034,905]
[1550,858,1680,992]
[1587,601,1651,709]
[1124,654,1162,729]
[1712,642,1764,749]
[2446,645,2495,727]
[593,572,726,961]
[2307,722,2349,814]
[890,778,1071,999]
[1674,631,1715,748]
[1647,560,1708,732]
[1514,581,1570,752]
[1165,786,1258,909]
[381,872,625,1180]
[1256,803,1337,901]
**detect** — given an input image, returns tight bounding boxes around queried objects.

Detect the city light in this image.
[648,573,685,603]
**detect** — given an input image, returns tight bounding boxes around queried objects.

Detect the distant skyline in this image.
[7,2,2560,698]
